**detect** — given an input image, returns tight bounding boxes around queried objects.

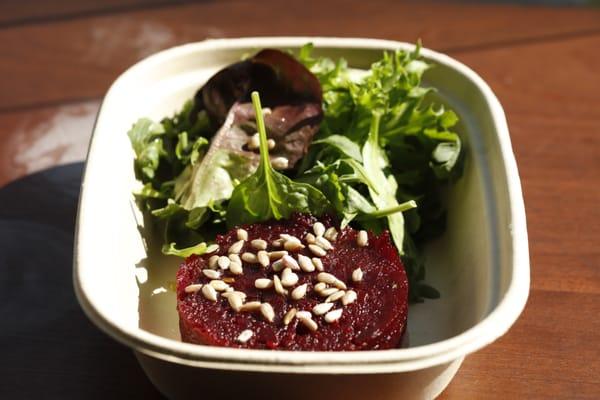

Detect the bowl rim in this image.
[73,36,530,373]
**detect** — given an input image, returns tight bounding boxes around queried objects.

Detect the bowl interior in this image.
[77,39,515,355]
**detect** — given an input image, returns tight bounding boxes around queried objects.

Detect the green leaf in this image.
[313,135,363,161]
[162,241,218,258]
[362,113,410,255]
[127,118,166,179]
[227,92,331,227]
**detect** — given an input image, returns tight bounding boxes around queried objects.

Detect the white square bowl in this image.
[73,37,529,399]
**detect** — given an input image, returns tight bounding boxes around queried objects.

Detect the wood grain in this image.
[0,1,599,399]
[1,0,600,109]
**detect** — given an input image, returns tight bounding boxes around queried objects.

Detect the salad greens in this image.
[128,43,464,302]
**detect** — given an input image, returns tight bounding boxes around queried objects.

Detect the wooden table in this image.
[0,1,598,398]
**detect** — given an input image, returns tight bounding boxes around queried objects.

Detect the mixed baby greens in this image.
[128,44,464,302]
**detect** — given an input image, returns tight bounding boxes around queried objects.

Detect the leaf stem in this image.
[363,200,417,219]
[251,91,271,170]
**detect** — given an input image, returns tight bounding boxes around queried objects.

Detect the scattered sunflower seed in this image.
[281,268,299,287]
[184,284,203,293]
[324,308,343,323]
[282,255,300,271]
[284,238,305,251]
[203,269,221,279]
[208,255,219,269]
[227,292,244,312]
[237,329,253,343]
[313,222,326,237]
[272,259,285,272]
[260,303,275,322]
[357,230,368,247]
[297,254,315,272]
[283,308,297,325]
[314,282,328,292]
[319,287,339,297]
[305,233,316,244]
[250,239,268,250]
[352,268,363,282]
[201,284,218,302]
[312,302,334,316]
[257,250,270,267]
[247,133,260,150]
[272,157,289,169]
[236,228,248,241]
[291,283,308,300]
[308,244,326,257]
[299,316,318,332]
[315,236,333,250]
[228,239,245,254]
[209,280,229,291]
[229,262,243,275]
[241,252,258,263]
[228,253,241,264]
[267,138,276,150]
[326,290,345,303]
[324,227,338,242]
[205,244,219,254]
[240,301,261,312]
[255,278,273,290]
[312,257,324,271]
[268,250,288,260]
[273,275,288,296]
[217,256,231,270]
[342,290,358,305]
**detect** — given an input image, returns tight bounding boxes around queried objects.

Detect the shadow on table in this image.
[0,163,164,399]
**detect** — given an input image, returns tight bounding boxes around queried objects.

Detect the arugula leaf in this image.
[227,92,331,227]
[362,113,411,255]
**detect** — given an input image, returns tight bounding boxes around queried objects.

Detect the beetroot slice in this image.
[176,214,408,351]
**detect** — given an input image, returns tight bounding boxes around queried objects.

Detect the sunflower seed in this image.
[222,290,247,300]
[237,329,253,343]
[312,302,334,316]
[201,284,218,301]
[247,133,260,150]
[317,272,337,285]
[208,255,219,269]
[271,238,284,248]
[313,222,326,237]
[342,290,358,305]
[326,290,345,303]
[284,238,305,251]
[308,244,326,257]
[205,244,219,254]
[279,234,294,240]
[319,287,339,297]
[260,303,275,322]
[291,283,308,300]
[281,268,299,287]
[227,292,244,312]
[357,230,368,247]
[250,239,268,250]
[333,279,347,290]
[297,254,315,272]
[217,256,230,269]
[314,282,328,292]
[298,315,318,332]
[236,228,248,241]
[315,236,333,250]
[228,253,241,264]
[240,301,261,312]
[241,252,258,263]
[324,308,343,323]
[255,278,273,289]
[273,275,288,296]
[296,311,312,320]
[268,250,288,260]
[184,284,203,293]
[267,138,276,149]
[312,257,324,271]
[282,255,300,271]
[352,268,363,282]
[272,157,289,169]
[272,259,285,272]
[304,233,316,244]
[324,227,338,241]
[203,269,221,279]
[209,280,229,291]
[229,261,243,275]
[228,239,245,254]
[283,308,297,325]
[257,250,270,267]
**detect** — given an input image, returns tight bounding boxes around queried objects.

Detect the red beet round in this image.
[176,214,408,351]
